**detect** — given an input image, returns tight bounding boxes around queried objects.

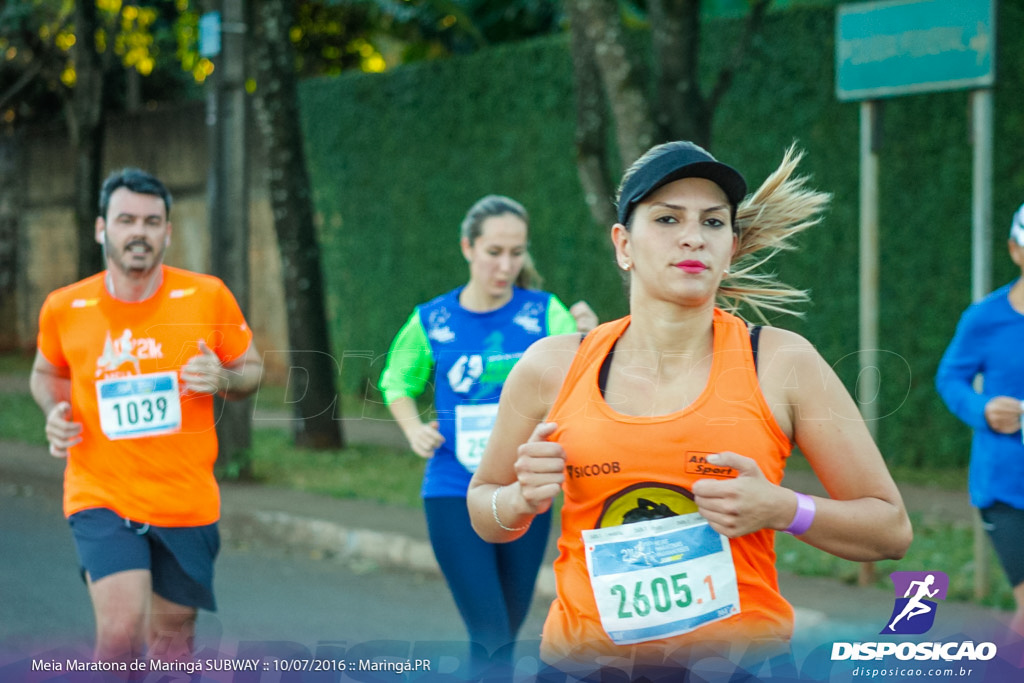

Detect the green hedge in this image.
[300,3,1024,469]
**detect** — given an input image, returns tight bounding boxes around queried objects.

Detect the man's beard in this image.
[105,236,166,277]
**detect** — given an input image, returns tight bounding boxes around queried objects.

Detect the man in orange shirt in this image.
[30,168,263,663]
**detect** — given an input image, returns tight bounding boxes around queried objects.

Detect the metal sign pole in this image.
[972,89,994,303]
[838,0,997,596]
[858,99,881,587]
[970,87,994,600]
[859,100,880,434]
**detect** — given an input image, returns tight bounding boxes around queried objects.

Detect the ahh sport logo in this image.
[882,571,949,635]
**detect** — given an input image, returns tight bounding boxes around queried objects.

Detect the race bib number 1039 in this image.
[96,371,183,440]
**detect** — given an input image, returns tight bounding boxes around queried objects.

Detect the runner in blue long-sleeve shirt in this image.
[936,202,1024,636]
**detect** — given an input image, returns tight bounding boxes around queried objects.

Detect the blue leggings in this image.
[424,496,551,659]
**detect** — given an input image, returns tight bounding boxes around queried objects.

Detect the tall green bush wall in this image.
[300,3,1024,469]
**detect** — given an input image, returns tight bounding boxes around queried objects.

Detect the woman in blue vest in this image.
[380,195,597,671]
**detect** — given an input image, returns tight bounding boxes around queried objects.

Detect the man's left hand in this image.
[181,340,227,395]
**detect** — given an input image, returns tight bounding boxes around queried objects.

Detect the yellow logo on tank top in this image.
[596,483,699,529]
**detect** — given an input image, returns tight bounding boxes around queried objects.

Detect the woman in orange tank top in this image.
[467,141,912,681]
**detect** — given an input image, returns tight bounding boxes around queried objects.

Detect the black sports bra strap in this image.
[750,324,762,372]
[597,326,762,398]
[597,340,616,398]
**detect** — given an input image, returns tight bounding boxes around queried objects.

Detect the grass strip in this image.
[250,428,425,509]
[775,513,1015,610]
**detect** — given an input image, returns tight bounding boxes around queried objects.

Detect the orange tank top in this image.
[542,309,793,668]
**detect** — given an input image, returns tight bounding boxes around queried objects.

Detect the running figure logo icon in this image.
[881,571,949,635]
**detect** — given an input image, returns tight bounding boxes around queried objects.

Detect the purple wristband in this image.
[783,492,815,536]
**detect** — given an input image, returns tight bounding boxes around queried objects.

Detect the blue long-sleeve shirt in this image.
[935,280,1024,509]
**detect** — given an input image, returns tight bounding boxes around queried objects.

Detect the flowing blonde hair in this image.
[717,144,830,320]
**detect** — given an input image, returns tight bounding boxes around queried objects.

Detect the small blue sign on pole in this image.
[199,11,222,59]
[836,0,995,101]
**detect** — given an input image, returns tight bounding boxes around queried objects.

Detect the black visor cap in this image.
[617,147,747,226]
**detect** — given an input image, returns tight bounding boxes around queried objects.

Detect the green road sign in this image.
[836,0,995,101]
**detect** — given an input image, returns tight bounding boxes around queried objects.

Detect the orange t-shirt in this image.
[36,265,253,526]
[542,309,793,668]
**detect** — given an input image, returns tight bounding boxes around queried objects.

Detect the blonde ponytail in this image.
[515,252,544,290]
[717,144,831,320]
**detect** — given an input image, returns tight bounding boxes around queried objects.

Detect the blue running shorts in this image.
[981,501,1024,588]
[68,507,220,611]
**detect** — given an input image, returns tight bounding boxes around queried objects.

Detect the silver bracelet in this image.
[491,485,530,532]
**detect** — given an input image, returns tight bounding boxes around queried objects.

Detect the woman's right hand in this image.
[513,421,566,515]
[405,420,444,459]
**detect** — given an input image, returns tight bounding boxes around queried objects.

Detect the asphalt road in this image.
[0,479,550,680]
[1,439,1020,683]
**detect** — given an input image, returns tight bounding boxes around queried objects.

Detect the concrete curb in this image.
[221,509,826,630]
[2,436,982,635]
[221,508,559,601]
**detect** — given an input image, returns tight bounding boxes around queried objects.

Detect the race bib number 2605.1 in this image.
[583,512,740,645]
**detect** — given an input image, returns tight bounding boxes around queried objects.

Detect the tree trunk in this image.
[0,130,19,351]
[70,0,106,279]
[566,0,617,228]
[568,0,657,169]
[567,0,773,210]
[205,0,255,478]
[249,0,343,449]
[705,0,773,126]
[650,0,711,146]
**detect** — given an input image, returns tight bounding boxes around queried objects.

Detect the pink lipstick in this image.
[675,260,708,274]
